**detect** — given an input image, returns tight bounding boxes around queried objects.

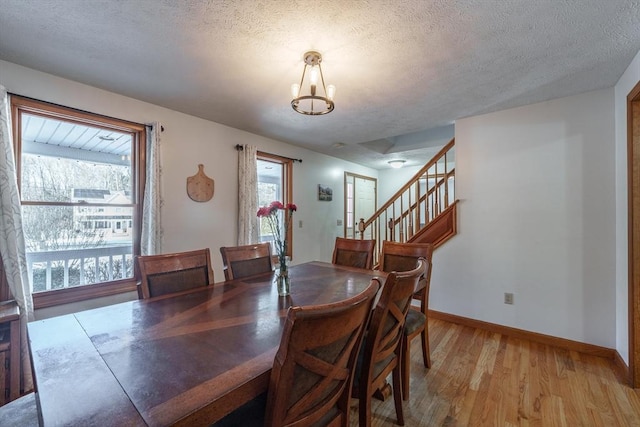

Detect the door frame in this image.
[628,80,640,387]
[343,172,377,238]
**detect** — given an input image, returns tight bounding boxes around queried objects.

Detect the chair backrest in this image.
[137,248,214,299]
[220,242,273,281]
[359,259,426,388]
[332,237,376,270]
[378,241,433,297]
[264,279,381,427]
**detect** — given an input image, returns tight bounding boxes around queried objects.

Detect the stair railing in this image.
[357,138,455,264]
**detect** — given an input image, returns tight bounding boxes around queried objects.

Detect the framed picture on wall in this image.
[318,184,333,201]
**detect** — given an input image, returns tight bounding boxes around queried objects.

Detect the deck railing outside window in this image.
[26,245,133,292]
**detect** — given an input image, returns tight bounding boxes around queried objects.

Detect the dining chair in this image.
[378,240,434,400]
[331,237,376,270]
[136,248,214,299]
[212,278,381,427]
[352,258,426,427]
[219,242,273,280]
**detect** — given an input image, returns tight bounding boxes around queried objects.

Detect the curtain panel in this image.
[0,86,34,391]
[141,123,163,255]
[238,145,258,245]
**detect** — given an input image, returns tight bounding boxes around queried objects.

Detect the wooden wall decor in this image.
[187,164,214,202]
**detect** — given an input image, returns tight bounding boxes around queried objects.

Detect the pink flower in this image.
[256,201,297,264]
[256,206,271,217]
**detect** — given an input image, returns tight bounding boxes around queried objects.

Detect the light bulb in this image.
[388,160,406,169]
[326,84,336,100]
[309,67,318,85]
[291,83,300,98]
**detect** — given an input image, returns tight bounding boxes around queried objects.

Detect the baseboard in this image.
[429,310,617,359]
[612,349,631,384]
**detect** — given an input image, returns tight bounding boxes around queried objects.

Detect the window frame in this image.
[257,151,294,258]
[9,95,146,308]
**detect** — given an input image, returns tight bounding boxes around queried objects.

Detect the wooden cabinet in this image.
[0,300,20,405]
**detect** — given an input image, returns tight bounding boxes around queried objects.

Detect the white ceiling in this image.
[1,0,639,170]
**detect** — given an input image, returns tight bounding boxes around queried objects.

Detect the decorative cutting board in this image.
[187,164,214,202]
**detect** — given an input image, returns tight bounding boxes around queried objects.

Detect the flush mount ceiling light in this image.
[291,51,335,116]
[388,160,406,169]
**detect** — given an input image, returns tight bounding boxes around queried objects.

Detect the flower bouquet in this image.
[257,201,297,296]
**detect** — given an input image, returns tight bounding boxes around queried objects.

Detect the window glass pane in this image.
[20,113,132,203]
[257,159,283,245]
[23,205,134,292]
[15,109,138,296]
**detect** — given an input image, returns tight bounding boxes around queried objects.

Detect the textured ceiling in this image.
[1,0,639,169]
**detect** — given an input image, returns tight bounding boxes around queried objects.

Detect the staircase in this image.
[357,138,457,265]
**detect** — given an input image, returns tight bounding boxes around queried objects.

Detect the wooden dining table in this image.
[28,261,386,426]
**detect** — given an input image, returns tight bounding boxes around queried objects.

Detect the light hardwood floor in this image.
[351,318,640,426]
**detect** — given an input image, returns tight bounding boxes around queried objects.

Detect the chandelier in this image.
[291,51,335,115]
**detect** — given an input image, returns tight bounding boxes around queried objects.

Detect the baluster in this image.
[64,259,69,288]
[46,261,52,291]
[444,152,449,209]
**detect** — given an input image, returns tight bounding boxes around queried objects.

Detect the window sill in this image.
[33,279,138,309]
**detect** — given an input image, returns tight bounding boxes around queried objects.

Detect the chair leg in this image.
[359,387,372,427]
[401,337,411,401]
[421,322,431,368]
[392,365,405,426]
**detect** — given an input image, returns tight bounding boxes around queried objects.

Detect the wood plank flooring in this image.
[350,318,640,426]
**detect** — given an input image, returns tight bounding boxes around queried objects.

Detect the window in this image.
[10,96,145,308]
[257,152,293,257]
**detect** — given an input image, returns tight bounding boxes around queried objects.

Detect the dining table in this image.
[27,261,386,426]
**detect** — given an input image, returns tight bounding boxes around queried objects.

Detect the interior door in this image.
[344,173,377,239]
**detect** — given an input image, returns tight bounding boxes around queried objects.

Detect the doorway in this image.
[629,81,640,387]
[344,173,377,239]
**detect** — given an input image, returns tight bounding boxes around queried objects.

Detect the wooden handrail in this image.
[357,138,456,265]
[388,169,455,229]
[360,138,455,232]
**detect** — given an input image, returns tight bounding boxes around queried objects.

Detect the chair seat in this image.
[404,309,426,335]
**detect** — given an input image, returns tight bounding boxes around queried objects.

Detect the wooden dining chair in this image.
[219,242,273,280]
[136,248,214,299]
[378,240,434,400]
[352,258,426,427]
[213,279,381,427]
[331,237,376,269]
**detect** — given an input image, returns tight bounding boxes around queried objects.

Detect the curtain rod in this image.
[235,144,302,163]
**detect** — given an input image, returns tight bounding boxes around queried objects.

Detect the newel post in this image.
[357,219,365,240]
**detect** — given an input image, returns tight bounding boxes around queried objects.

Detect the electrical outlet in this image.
[337,219,343,226]
[298,220,303,228]
[504,292,514,305]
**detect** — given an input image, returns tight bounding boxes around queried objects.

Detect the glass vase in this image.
[276,267,290,296]
[276,256,290,296]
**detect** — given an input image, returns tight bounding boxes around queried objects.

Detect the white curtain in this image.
[238,145,258,245]
[0,86,34,391]
[141,123,163,255]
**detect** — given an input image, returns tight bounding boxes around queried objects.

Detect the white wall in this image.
[429,89,616,347]
[378,166,423,202]
[0,60,377,317]
[614,49,640,364]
